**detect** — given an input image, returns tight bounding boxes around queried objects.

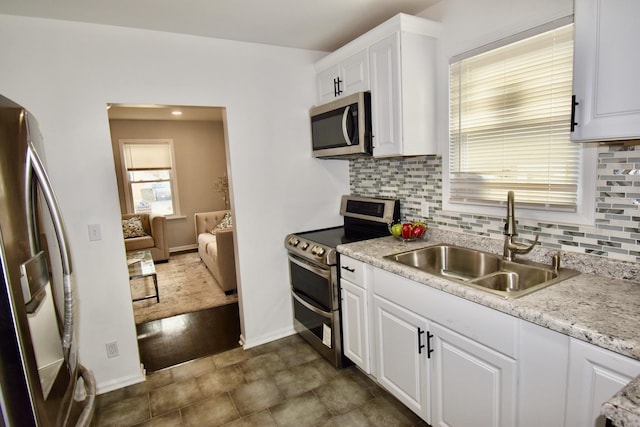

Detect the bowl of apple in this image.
[388,221,427,242]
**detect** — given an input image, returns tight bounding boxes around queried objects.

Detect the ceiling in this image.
[0,0,440,52]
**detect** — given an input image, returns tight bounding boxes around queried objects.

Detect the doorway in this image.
[107,104,241,371]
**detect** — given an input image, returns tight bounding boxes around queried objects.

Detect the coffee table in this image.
[127,250,159,303]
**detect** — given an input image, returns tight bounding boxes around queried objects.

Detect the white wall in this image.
[0,15,349,392]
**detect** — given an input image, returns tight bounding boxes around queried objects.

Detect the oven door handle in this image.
[288,254,331,281]
[291,291,332,319]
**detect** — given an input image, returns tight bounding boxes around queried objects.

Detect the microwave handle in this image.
[341,106,352,146]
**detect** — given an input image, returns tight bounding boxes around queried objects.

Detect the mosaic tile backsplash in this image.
[350,144,640,263]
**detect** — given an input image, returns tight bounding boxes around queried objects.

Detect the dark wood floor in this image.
[136,302,241,372]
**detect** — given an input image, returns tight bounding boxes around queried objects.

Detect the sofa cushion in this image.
[198,232,216,247]
[124,235,154,251]
[122,216,147,238]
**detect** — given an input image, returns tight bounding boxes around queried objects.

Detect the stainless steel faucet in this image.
[503,191,539,261]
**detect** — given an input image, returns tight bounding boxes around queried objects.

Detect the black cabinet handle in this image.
[334,77,343,97]
[570,95,579,132]
[341,265,355,273]
[417,328,426,354]
[426,331,434,358]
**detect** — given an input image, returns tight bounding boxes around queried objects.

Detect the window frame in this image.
[119,139,182,218]
[443,17,597,226]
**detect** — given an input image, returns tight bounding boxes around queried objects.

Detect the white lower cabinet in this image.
[565,338,640,427]
[373,295,431,421]
[430,322,517,427]
[353,262,640,427]
[372,267,517,426]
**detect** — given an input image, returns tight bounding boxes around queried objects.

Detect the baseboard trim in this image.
[96,371,145,395]
[242,327,296,350]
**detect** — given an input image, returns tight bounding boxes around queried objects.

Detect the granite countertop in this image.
[336,229,640,427]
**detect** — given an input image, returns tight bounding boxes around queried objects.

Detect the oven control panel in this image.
[285,235,335,265]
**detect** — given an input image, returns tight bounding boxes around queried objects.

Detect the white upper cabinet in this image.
[369,30,437,157]
[316,50,369,104]
[571,0,640,142]
[313,14,441,157]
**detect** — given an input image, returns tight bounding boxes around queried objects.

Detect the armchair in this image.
[122,213,169,262]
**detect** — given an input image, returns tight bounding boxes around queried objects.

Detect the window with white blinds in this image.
[120,139,180,216]
[449,23,579,212]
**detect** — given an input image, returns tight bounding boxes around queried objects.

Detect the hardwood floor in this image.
[137,302,241,372]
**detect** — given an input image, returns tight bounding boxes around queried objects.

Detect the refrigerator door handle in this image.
[25,141,74,359]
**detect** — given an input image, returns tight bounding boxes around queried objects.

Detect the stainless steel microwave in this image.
[310,91,372,159]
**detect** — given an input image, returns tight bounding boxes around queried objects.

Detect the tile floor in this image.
[92,333,429,426]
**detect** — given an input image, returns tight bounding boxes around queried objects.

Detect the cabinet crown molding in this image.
[314,13,442,72]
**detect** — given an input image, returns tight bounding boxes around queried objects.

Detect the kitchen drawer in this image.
[339,255,367,287]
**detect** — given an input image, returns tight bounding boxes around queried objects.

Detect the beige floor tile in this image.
[276,341,321,368]
[149,378,204,417]
[170,356,216,382]
[212,347,249,368]
[273,363,327,399]
[94,394,150,427]
[229,378,284,416]
[238,352,287,382]
[221,410,278,427]
[133,411,182,427]
[269,392,331,427]
[314,375,374,415]
[321,409,371,427]
[359,395,421,426]
[196,365,246,397]
[181,393,239,427]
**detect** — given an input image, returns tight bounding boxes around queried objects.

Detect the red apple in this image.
[402,223,413,239]
[411,224,425,238]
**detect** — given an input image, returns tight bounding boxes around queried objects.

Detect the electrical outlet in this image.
[421,201,430,217]
[88,224,102,241]
[105,341,119,358]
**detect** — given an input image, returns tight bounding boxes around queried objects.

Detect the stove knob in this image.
[301,242,309,250]
[315,247,326,257]
[289,237,299,247]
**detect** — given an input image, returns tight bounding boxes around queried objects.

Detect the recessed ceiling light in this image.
[172,110,182,116]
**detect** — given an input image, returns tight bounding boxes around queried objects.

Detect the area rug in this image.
[130,251,238,324]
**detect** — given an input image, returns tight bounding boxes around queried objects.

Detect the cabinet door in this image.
[340,279,370,373]
[374,295,430,422]
[430,322,517,427]
[369,32,402,157]
[341,50,369,96]
[572,0,640,141]
[565,338,640,427]
[316,64,341,104]
[316,51,369,104]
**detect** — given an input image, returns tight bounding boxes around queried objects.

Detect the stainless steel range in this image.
[285,195,399,367]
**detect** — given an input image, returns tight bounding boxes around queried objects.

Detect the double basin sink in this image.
[384,244,579,298]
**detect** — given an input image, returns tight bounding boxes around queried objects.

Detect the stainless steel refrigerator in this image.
[0,94,95,426]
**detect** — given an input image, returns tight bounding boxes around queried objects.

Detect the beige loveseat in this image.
[122,213,169,262]
[194,210,237,294]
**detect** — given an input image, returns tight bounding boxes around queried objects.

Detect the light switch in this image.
[88,224,102,241]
